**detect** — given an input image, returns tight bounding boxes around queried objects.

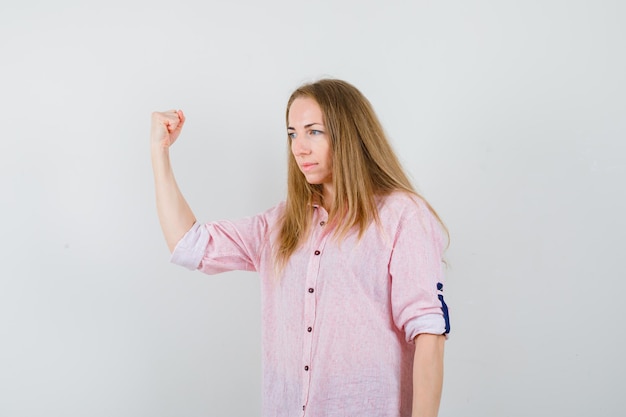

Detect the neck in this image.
[322,184,334,212]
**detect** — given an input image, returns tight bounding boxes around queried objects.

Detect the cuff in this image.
[169,222,209,270]
[404,313,448,342]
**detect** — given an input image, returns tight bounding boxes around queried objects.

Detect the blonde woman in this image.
[150,79,450,417]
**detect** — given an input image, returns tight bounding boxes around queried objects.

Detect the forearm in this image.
[412,334,445,417]
[151,144,196,252]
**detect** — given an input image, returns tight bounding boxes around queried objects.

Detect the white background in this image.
[1,1,625,416]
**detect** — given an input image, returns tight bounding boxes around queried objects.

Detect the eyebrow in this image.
[287,123,324,130]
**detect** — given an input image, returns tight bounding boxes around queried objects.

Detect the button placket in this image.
[300,209,329,412]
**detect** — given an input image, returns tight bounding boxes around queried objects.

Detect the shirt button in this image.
[314,250,321,255]
[307,326,312,332]
[320,221,326,226]
[304,365,309,371]
[308,288,314,293]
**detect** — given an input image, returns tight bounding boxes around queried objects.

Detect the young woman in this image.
[150,79,450,417]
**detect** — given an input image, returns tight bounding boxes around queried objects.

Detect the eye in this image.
[310,129,323,135]
[288,132,296,139]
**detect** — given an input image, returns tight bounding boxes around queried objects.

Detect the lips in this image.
[300,163,317,171]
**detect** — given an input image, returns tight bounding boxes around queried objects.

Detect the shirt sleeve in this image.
[170,204,280,275]
[388,196,450,342]
[170,221,211,270]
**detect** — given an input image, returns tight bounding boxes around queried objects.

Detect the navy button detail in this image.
[320,221,326,226]
[308,288,314,293]
[437,282,450,334]
[307,326,312,332]
[314,250,321,255]
[304,365,309,371]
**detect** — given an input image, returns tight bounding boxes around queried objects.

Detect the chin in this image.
[303,176,322,185]
[302,173,331,186]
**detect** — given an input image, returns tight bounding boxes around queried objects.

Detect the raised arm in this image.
[150,110,196,252]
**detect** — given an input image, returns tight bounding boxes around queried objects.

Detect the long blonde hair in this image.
[276,79,446,267]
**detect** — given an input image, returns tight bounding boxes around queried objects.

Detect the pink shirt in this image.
[171,192,449,417]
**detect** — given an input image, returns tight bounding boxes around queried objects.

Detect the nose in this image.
[291,136,311,156]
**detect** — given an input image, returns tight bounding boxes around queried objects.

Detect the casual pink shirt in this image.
[171,192,449,417]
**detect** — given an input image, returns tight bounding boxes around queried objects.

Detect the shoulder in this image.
[251,200,287,226]
[223,201,286,231]
[377,191,445,243]
[264,200,287,217]
[377,191,431,219]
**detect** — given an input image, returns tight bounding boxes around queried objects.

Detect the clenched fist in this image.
[151,109,186,149]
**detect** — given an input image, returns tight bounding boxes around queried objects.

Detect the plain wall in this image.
[1,0,625,416]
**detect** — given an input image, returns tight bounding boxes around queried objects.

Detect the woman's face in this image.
[288,97,333,191]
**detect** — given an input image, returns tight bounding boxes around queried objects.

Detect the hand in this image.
[150,109,186,149]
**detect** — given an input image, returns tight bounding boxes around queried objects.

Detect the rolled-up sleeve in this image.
[170,222,210,270]
[169,203,282,276]
[388,197,450,342]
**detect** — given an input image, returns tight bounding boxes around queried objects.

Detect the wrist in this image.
[151,144,173,172]
[151,139,170,152]
[151,142,172,161]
